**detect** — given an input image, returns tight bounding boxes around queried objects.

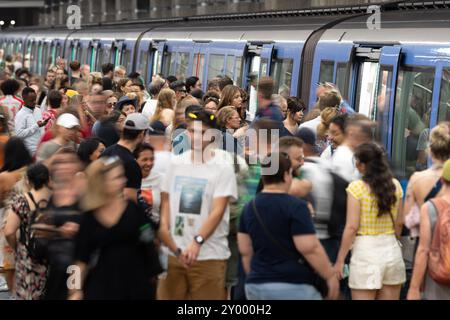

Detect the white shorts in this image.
[349,234,406,290]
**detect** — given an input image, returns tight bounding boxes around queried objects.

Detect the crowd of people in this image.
[0,55,449,301]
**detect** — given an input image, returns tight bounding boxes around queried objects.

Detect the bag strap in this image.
[427,200,439,234]
[252,199,305,264]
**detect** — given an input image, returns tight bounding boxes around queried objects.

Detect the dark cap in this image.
[170,80,186,92]
[115,95,138,112]
[296,127,316,146]
[147,120,167,136]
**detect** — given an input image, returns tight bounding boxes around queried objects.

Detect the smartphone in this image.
[342,264,350,279]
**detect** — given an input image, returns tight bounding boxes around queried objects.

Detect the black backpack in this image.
[327,171,349,239]
[19,192,50,264]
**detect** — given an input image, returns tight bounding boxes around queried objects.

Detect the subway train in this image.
[1,3,450,187]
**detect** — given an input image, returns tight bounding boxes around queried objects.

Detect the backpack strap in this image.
[427,200,439,235]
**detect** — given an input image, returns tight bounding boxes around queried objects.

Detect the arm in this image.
[157,192,179,255]
[3,208,20,251]
[334,193,360,278]
[403,174,416,222]
[237,232,253,275]
[395,199,404,239]
[183,196,230,265]
[407,203,432,300]
[293,234,340,300]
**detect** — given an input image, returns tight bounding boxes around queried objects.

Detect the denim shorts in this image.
[245,282,322,300]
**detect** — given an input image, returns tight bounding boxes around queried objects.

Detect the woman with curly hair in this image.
[334,142,405,300]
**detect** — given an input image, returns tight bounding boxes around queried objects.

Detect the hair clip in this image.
[210,115,215,121]
[188,112,198,119]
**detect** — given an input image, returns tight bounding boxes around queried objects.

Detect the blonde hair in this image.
[317,107,339,139]
[80,158,122,211]
[430,122,450,161]
[218,85,241,110]
[216,106,238,129]
[152,88,176,122]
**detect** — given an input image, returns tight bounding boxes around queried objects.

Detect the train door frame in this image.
[121,40,136,75]
[78,40,91,66]
[191,41,209,91]
[111,40,124,67]
[151,41,166,78]
[88,41,98,71]
[96,40,113,72]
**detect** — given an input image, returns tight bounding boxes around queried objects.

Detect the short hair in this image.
[101,63,114,75]
[277,136,304,153]
[122,127,144,141]
[148,78,165,96]
[133,142,154,159]
[15,68,31,79]
[287,97,306,113]
[318,91,341,111]
[261,152,292,185]
[47,89,62,109]
[69,60,81,71]
[26,163,50,190]
[0,79,20,95]
[22,86,36,99]
[216,106,237,129]
[258,76,274,100]
[190,88,204,100]
[207,78,220,91]
[219,76,233,91]
[166,75,178,84]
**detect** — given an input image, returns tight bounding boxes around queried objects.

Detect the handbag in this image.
[251,199,328,297]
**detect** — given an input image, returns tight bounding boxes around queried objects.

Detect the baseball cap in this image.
[442,159,450,182]
[123,113,149,131]
[56,113,80,129]
[296,127,316,146]
[147,120,167,136]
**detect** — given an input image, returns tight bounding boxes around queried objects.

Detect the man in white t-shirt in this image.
[331,118,373,182]
[158,110,238,300]
[141,78,166,119]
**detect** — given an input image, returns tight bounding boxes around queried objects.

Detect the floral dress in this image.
[10,193,47,300]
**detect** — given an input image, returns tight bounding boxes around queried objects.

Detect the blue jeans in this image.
[245,282,322,300]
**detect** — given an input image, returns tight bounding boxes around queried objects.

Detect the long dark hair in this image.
[1,137,33,172]
[354,142,397,216]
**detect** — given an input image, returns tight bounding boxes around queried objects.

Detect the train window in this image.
[336,62,350,100]
[137,50,149,82]
[37,43,43,75]
[122,49,132,73]
[355,61,380,118]
[193,53,205,84]
[260,58,268,77]
[392,66,435,179]
[248,55,261,117]
[175,52,189,81]
[208,54,225,81]
[71,46,77,62]
[235,56,243,87]
[271,58,293,97]
[162,51,175,77]
[80,47,88,65]
[319,60,334,84]
[438,68,450,122]
[90,47,97,71]
[153,50,162,77]
[374,66,393,142]
[225,56,234,80]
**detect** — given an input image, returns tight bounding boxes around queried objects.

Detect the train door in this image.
[78,40,89,66]
[121,41,135,74]
[151,42,166,78]
[192,42,208,89]
[161,41,194,81]
[111,41,123,66]
[136,39,151,84]
[70,40,79,63]
[203,41,246,90]
[96,41,112,71]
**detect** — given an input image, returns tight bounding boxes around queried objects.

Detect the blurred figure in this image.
[101,63,114,79]
[114,95,138,116]
[272,94,288,120]
[41,89,63,133]
[69,61,82,85]
[0,79,23,133]
[316,106,339,154]
[96,110,125,148]
[4,163,51,300]
[114,65,126,82]
[216,106,243,155]
[170,80,187,104]
[151,88,176,128]
[69,157,161,300]
[36,113,80,162]
[186,76,201,93]
[80,65,90,79]
[321,114,348,161]
[142,78,165,119]
[0,113,9,168]
[202,90,220,115]
[300,91,341,135]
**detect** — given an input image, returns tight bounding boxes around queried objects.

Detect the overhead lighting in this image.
[10,20,15,26]
[0,21,4,26]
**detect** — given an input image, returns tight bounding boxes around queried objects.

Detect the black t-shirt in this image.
[74,201,161,300]
[239,193,316,285]
[101,144,142,190]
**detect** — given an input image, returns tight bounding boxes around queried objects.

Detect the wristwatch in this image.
[174,248,182,257]
[194,235,205,245]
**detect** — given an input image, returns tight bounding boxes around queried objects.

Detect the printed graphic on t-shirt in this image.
[176,176,207,215]
[175,216,184,236]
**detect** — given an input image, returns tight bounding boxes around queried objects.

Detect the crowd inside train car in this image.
[0,50,450,301]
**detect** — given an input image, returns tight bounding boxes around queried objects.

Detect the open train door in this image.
[377,46,402,156]
[260,44,274,76]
